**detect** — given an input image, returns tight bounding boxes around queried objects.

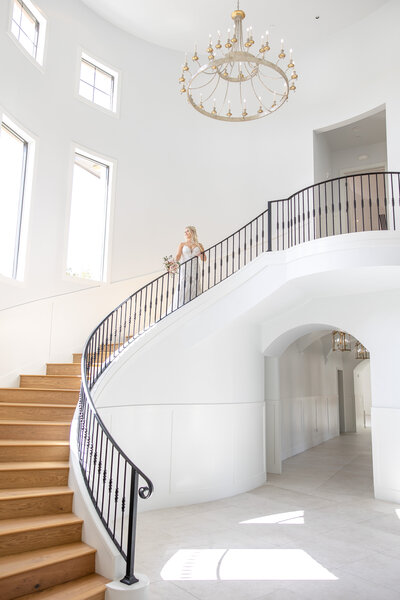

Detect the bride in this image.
[172,225,206,309]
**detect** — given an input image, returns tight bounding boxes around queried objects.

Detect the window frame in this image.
[8,0,47,69]
[64,145,116,284]
[0,112,35,282]
[76,49,121,117]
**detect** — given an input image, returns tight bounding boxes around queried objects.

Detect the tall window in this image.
[0,121,28,279]
[10,0,46,65]
[66,151,111,281]
[79,53,118,112]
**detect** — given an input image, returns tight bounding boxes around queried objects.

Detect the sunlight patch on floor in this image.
[161,548,337,581]
[240,510,304,525]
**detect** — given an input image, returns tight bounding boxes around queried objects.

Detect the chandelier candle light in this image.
[179,2,298,122]
[332,331,351,352]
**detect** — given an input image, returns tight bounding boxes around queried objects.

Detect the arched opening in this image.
[264,325,372,491]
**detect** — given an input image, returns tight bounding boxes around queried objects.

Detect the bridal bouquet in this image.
[163,254,179,275]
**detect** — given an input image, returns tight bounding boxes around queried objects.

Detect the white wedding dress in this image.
[172,244,202,310]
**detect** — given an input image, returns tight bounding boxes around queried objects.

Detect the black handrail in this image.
[268,172,400,251]
[77,171,400,584]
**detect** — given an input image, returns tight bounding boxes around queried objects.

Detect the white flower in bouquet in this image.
[163,255,179,275]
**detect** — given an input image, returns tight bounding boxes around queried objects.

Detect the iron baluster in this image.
[324,181,328,237]
[255,217,259,257]
[91,421,100,492]
[368,174,373,230]
[317,184,322,239]
[101,439,109,516]
[143,285,148,330]
[113,453,121,538]
[95,429,104,504]
[120,461,128,549]
[120,469,139,585]
[107,445,114,527]
[361,176,366,231]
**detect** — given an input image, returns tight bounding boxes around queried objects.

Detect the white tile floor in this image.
[136,430,400,599]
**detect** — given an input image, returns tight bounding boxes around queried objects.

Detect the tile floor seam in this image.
[333,570,400,596]
[172,581,202,599]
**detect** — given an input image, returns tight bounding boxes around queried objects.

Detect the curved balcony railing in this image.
[77,171,400,584]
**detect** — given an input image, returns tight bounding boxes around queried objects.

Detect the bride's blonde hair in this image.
[186,225,200,247]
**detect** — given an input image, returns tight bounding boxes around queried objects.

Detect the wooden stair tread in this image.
[46,364,80,367]
[0,513,82,535]
[0,541,95,577]
[0,486,71,500]
[16,573,109,600]
[0,420,71,426]
[0,462,69,471]
[2,388,79,393]
[0,403,76,409]
[0,441,69,447]
[21,375,81,379]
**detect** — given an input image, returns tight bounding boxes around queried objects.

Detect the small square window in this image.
[79,53,118,113]
[10,0,46,65]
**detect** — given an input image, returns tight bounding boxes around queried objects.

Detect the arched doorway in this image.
[264,326,371,478]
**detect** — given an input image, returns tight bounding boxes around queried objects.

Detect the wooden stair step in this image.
[0,542,97,600]
[0,513,83,557]
[0,440,70,463]
[46,364,81,376]
[16,572,109,600]
[0,461,69,489]
[0,388,79,405]
[72,354,82,364]
[0,486,73,519]
[0,421,70,441]
[0,403,76,422]
[74,348,121,365]
[20,375,81,390]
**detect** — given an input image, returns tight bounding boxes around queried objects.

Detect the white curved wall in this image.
[354,359,371,430]
[91,232,400,508]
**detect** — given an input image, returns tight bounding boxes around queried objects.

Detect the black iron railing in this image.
[77,171,400,584]
[268,172,400,251]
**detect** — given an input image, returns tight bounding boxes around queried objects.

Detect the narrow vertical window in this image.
[10,0,47,65]
[79,53,118,112]
[0,122,28,279]
[66,152,111,281]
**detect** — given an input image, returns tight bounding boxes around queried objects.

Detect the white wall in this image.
[354,359,371,430]
[95,313,266,511]
[313,132,332,182]
[314,139,387,183]
[0,270,155,387]
[331,142,387,177]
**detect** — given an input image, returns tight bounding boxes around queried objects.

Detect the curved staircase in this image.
[0,356,108,599]
[2,171,400,592]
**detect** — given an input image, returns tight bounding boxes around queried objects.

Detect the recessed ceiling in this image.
[79,0,390,55]
[319,109,387,152]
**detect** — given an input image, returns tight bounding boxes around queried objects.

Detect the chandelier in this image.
[354,342,370,360]
[332,331,351,352]
[179,3,298,122]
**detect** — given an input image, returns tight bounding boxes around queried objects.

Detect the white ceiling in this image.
[79,0,390,55]
[321,109,387,152]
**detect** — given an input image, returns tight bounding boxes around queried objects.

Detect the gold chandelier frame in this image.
[179,5,297,122]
